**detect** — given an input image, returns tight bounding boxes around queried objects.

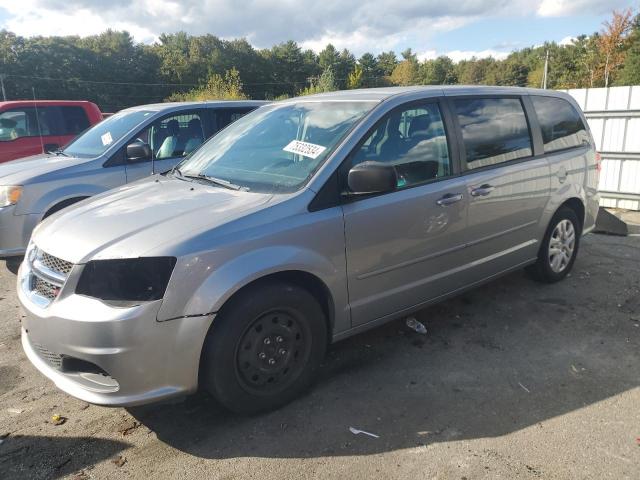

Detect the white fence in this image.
[563,86,640,211]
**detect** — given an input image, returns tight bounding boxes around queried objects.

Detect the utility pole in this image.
[0,75,6,101]
[542,49,549,90]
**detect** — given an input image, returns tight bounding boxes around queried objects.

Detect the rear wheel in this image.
[526,206,580,283]
[201,281,327,414]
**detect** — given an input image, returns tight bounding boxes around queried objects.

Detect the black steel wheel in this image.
[235,309,311,396]
[201,281,327,414]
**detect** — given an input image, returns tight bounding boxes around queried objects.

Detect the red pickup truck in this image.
[0,100,103,163]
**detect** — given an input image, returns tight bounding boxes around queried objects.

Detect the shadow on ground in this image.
[129,236,640,460]
[0,435,129,479]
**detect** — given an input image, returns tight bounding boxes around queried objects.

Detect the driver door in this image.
[342,100,472,326]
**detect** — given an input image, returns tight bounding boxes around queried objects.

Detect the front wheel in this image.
[5,257,22,275]
[201,281,327,414]
[526,206,581,283]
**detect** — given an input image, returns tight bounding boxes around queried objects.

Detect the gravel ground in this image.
[1,233,639,480]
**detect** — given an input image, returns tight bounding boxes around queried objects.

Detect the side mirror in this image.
[126,142,152,162]
[347,161,397,195]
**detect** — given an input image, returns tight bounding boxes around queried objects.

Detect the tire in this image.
[6,257,22,275]
[201,281,327,414]
[526,206,581,283]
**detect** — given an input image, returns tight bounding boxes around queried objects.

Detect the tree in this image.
[168,68,248,101]
[616,14,640,85]
[347,64,364,89]
[300,67,336,95]
[376,51,398,76]
[358,52,380,86]
[318,44,340,72]
[420,56,457,84]
[599,8,634,86]
[390,60,419,86]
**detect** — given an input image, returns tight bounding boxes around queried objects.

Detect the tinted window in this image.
[60,106,90,135]
[454,98,532,169]
[531,96,589,153]
[349,103,451,188]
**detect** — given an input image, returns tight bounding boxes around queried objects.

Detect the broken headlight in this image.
[76,257,177,306]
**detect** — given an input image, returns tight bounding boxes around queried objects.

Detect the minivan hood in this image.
[0,153,89,184]
[33,176,274,264]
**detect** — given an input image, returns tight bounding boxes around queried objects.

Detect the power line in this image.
[2,73,317,88]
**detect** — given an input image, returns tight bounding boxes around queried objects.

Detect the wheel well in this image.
[560,198,585,232]
[43,197,89,219]
[218,270,335,342]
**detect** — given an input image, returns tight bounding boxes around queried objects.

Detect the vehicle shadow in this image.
[128,237,640,459]
[1,435,129,480]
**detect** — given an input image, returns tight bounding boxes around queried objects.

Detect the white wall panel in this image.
[599,159,621,191]
[586,88,607,111]
[618,199,640,210]
[561,87,639,209]
[567,89,587,110]
[589,118,604,151]
[606,86,630,110]
[620,160,640,194]
[625,118,640,152]
[630,86,640,110]
[602,118,626,152]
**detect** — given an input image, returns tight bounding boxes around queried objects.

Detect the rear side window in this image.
[60,106,90,135]
[531,96,588,153]
[454,97,532,170]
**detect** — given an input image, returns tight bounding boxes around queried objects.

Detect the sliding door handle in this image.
[470,184,495,197]
[436,193,463,206]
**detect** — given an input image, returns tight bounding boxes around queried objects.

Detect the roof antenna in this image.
[32,87,45,154]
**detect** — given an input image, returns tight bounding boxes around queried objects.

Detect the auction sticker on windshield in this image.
[101,132,113,146]
[283,140,326,159]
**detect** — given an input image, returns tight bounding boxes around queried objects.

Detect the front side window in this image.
[180,101,377,193]
[454,97,532,170]
[137,112,204,160]
[63,110,154,158]
[531,96,589,153]
[349,102,451,188]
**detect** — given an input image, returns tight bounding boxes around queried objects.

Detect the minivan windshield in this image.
[179,101,377,193]
[63,110,155,158]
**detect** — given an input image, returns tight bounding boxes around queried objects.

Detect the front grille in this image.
[40,251,73,276]
[32,343,63,369]
[33,277,59,300]
[26,247,74,306]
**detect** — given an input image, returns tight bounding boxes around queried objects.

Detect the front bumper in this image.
[18,257,215,407]
[0,206,39,258]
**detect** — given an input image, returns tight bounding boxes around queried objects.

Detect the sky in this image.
[0,0,636,61]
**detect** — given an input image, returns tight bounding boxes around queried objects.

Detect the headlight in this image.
[76,257,177,306]
[0,186,23,207]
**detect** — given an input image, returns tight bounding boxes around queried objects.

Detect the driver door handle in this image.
[436,193,463,206]
[470,184,495,197]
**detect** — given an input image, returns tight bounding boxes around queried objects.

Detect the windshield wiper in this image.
[50,148,69,157]
[185,173,245,191]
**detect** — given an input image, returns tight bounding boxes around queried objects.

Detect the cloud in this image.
[445,49,511,61]
[537,0,631,17]
[559,35,576,45]
[0,0,629,57]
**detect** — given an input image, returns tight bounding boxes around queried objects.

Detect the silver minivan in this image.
[0,100,266,272]
[18,87,600,413]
